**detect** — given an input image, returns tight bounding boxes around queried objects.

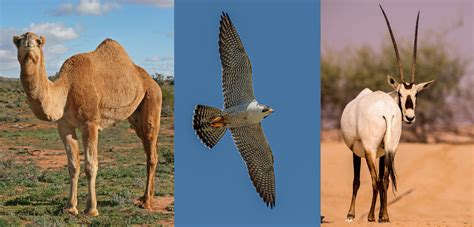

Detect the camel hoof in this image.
[141,200,153,210]
[63,207,79,215]
[83,208,100,216]
[136,196,154,210]
[368,216,376,222]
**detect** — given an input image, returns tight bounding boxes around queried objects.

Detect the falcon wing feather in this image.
[219,12,255,108]
[230,123,276,208]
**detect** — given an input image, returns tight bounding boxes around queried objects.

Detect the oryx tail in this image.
[383,115,397,193]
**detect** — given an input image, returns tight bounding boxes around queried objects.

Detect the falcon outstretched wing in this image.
[230,123,276,208]
[219,12,255,109]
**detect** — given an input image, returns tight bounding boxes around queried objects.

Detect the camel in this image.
[12,32,162,216]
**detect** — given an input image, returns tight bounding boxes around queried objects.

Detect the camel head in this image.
[13,32,46,66]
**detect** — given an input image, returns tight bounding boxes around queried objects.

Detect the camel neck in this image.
[20,56,68,121]
[20,57,49,98]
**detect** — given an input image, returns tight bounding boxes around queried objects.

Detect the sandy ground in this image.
[321,142,474,226]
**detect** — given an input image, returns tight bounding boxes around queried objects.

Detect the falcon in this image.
[192,12,276,208]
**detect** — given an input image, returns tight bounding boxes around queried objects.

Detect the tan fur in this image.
[13,32,162,216]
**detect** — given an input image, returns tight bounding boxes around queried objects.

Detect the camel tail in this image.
[383,115,397,193]
[193,105,226,149]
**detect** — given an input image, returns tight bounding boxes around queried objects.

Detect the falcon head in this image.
[260,105,274,119]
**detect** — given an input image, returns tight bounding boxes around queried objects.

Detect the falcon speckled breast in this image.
[192,12,277,209]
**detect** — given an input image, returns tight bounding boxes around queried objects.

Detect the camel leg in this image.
[82,123,100,216]
[58,120,80,215]
[346,153,361,222]
[379,156,391,222]
[365,151,379,222]
[128,92,161,210]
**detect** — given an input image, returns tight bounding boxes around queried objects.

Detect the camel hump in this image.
[98,38,118,46]
[94,38,127,55]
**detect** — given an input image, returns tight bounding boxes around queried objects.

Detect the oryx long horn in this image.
[379,4,404,82]
[411,11,420,83]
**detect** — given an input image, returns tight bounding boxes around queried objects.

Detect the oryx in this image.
[340,5,435,223]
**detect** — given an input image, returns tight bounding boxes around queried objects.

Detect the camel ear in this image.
[387,75,399,90]
[39,36,46,47]
[13,35,21,48]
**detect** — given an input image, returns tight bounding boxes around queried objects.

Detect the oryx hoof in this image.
[345,214,355,222]
[368,215,376,222]
[378,217,390,223]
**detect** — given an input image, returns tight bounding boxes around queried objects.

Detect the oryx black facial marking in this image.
[403,83,413,89]
[405,95,413,109]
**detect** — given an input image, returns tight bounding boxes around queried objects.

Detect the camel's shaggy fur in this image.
[13,32,162,216]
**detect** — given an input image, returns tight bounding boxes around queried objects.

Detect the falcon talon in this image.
[210,122,225,128]
[210,116,223,123]
[192,12,277,208]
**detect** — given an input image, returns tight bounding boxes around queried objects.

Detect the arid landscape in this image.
[321,141,473,226]
[0,77,174,225]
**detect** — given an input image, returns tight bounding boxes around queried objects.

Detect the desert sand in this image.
[321,142,473,226]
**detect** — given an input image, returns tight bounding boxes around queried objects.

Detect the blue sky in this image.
[0,0,173,78]
[175,0,320,226]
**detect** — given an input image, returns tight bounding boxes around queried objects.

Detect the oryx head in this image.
[380,5,435,124]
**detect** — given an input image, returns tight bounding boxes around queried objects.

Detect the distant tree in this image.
[150,73,174,116]
[165,76,174,85]
[153,73,165,85]
[321,33,469,142]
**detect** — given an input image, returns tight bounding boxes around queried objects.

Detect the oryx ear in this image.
[13,35,21,48]
[387,75,399,90]
[416,80,435,92]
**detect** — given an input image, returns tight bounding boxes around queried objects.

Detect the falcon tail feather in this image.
[193,105,227,148]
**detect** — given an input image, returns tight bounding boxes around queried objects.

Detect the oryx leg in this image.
[58,120,80,215]
[365,150,379,222]
[379,155,391,222]
[378,156,385,220]
[346,153,361,222]
[82,122,100,216]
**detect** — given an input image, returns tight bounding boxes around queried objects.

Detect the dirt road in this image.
[321,142,473,226]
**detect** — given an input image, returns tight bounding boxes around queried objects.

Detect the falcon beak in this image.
[269,108,274,113]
